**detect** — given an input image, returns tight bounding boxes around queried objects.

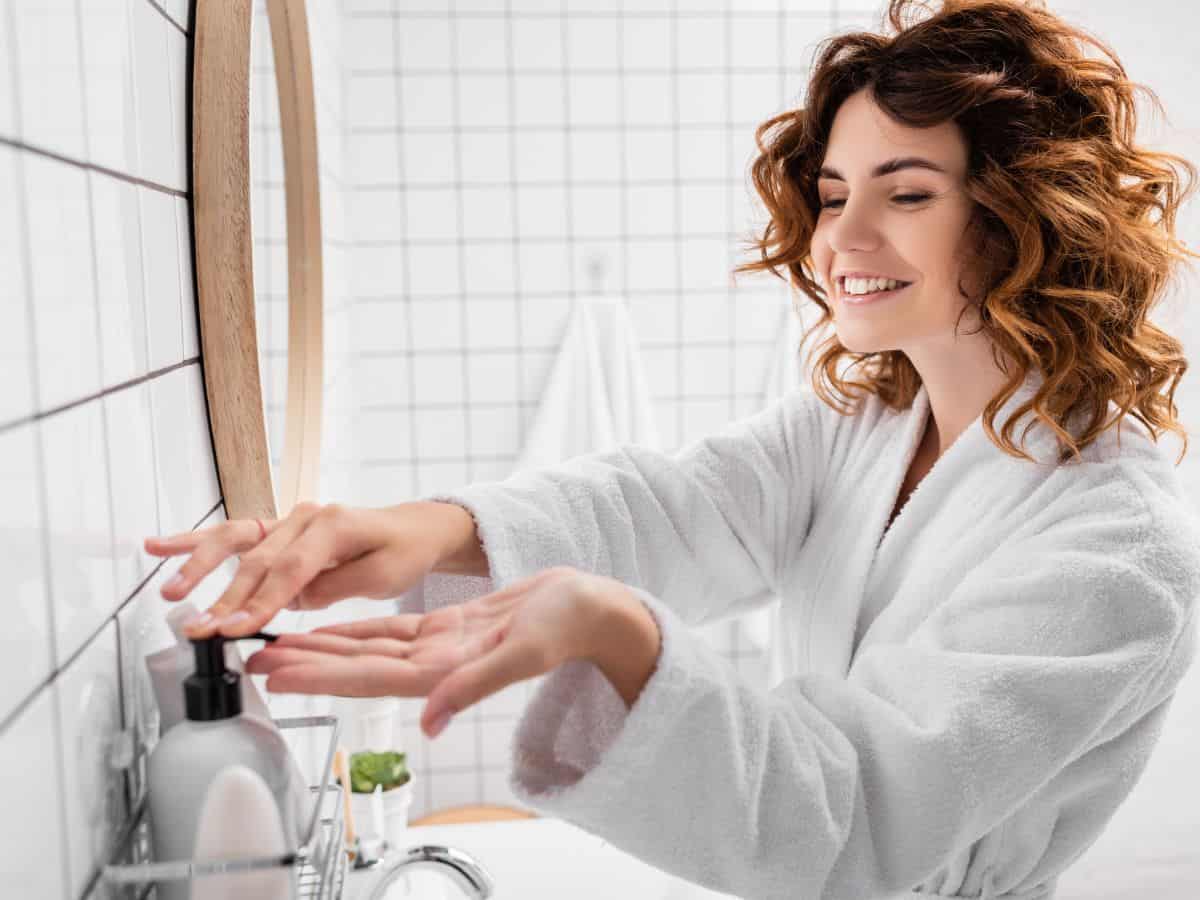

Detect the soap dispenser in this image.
[146,631,300,900]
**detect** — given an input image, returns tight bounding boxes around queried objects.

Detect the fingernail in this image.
[184,612,213,629]
[217,611,250,628]
[427,710,453,738]
[163,573,185,593]
[286,598,299,610]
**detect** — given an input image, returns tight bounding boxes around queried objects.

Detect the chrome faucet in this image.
[361,843,495,900]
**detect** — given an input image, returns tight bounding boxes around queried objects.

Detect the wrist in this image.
[413,501,488,577]
[579,580,662,709]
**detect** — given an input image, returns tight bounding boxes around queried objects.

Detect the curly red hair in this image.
[734,0,1198,465]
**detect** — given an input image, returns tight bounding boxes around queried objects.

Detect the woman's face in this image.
[810,89,984,355]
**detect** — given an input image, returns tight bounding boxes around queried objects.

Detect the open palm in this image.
[244,566,608,738]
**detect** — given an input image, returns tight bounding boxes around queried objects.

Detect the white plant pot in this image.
[349,775,414,851]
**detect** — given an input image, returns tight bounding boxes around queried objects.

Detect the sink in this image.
[342,817,742,900]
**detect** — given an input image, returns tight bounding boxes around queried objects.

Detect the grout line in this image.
[349,64,806,76]
[505,0,528,438]
[390,0,421,505]
[447,2,473,491]
[725,0,741,694]
[0,135,189,199]
[348,285,782,302]
[671,0,683,449]
[347,120,801,134]
[617,2,630,304]
[350,231,751,246]
[347,175,747,190]
[347,9,832,21]
[452,3,486,787]
[560,0,577,308]
[143,0,188,38]
[0,358,202,437]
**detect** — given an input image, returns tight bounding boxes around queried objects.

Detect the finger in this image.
[159,520,262,602]
[144,532,204,557]
[226,511,350,636]
[157,518,272,602]
[263,654,426,698]
[244,645,348,675]
[145,517,279,558]
[271,631,417,660]
[186,506,321,638]
[310,614,425,641]
[422,629,534,739]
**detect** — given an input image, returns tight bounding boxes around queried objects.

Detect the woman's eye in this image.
[819,193,932,210]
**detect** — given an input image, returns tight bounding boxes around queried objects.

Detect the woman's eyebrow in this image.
[817,156,949,181]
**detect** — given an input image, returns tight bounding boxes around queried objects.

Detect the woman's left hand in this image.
[243,566,619,739]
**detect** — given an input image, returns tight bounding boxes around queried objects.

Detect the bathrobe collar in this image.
[878,366,1063,544]
[806,366,1071,679]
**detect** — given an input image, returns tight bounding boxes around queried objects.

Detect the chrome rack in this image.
[102,715,348,900]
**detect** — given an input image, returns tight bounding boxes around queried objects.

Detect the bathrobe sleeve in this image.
[504,487,1200,900]
[409,387,825,628]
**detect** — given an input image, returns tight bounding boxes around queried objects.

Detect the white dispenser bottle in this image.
[146,632,299,900]
[144,601,201,734]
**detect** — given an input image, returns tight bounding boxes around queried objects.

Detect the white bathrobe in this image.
[409,367,1200,900]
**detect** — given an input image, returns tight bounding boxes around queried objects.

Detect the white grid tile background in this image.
[7,0,1198,890]
[329,0,881,821]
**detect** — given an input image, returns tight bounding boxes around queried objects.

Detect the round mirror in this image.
[193,0,324,521]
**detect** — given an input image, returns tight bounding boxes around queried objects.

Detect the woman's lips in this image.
[839,280,913,305]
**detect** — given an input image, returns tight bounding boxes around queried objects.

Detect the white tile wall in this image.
[92,173,149,388]
[0,424,52,723]
[41,399,117,664]
[11,0,87,158]
[337,0,819,822]
[25,156,102,411]
[79,0,140,176]
[130,0,175,188]
[0,6,16,138]
[0,687,69,898]
[141,187,184,370]
[0,147,36,422]
[55,621,125,899]
[0,2,220,896]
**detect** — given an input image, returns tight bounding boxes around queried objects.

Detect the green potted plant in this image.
[348,749,414,848]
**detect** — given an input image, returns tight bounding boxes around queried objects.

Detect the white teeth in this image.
[842,277,906,295]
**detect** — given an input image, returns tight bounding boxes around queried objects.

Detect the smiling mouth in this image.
[838,279,914,303]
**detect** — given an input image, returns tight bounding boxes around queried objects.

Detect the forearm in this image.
[583,583,663,709]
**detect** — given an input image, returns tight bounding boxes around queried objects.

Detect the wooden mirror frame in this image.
[193,0,324,521]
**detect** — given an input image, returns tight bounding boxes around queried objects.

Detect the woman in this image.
[147,1,1200,898]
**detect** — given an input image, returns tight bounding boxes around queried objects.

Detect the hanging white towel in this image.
[739,303,806,681]
[515,295,660,473]
[760,301,805,404]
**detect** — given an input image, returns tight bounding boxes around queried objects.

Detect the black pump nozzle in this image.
[183,631,278,722]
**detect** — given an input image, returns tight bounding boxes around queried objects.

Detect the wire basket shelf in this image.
[102,714,347,900]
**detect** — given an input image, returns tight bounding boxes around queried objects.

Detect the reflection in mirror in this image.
[249,0,288,506]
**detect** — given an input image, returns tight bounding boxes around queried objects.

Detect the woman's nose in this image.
[825,200,884,254]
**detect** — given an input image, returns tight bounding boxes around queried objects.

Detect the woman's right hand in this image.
[143,501,475,640]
